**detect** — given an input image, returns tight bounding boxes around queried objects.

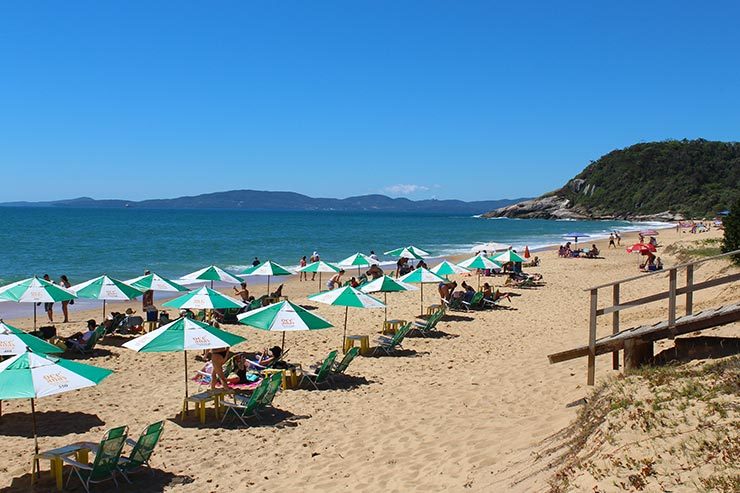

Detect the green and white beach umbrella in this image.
[238,300,333,349]
[242,261,293,295]
[457,254,501,289]
[398,267,447,315]
[0,277,77,329]
[179,265,243,288]
[126,272,188,293]
[360,275,418,321]
[123,316,246,398]
[337,253,376,276]
[0,351,113,466]
[71,275,143,318]
[297,260,341,291]
[430,260,471,277]
[162,286,245,310]
[0,321,63,355]
[308,286,384,347]
[384,245,431,259]
[491,250,526,264]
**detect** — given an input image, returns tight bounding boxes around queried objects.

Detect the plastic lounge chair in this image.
[300,350,338,390]
[221,379,269,426]
[462,292,485,311]
[63,426,129,493]
[442,297,467,312]
[374,323,411,355]
[257,372,283,410]
[69,325,106,355]
[118,421,164,482]
[331,346,360,378]
[410,310,444,337]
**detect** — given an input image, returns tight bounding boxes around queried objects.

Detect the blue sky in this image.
[1,1,738,202]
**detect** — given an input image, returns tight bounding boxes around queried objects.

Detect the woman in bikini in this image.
[209,346,231,390]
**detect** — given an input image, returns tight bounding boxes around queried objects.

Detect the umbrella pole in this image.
[102,300,106,319]
[342,306,348,353]
[183,351,189,399]
[281,332,286,352]
[267,276,270,296]
[33,304,37,331]
[31,399,39,478]
[384,293,388,322]
[420,283,424,316]
[210,280,214,289]
[319,273,322,292]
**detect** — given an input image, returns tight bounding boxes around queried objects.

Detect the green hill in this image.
[485,139,740,219]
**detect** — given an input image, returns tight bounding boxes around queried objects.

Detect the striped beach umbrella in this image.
[398,268,447,315]
[0,277,77,329]
[308,286,384,347]
[242,261,293,295]
[430,260,471,277]
[360,275,417,321]
[384,245,431,259]
[123,316,246,399]
[0,321,63,355]
[0,351,113,470]
[179,265,243,288]
[458,254,501,289]
[297,261,341,291]
[126,272,188,293]
[162,286,244,310]
[71,275,143,318]
[491,250,526,264]
[470,242,511,253]
[237,300,333,349]
[337,253,376,276]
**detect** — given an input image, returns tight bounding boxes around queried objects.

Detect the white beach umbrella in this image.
[178,265,243,288]
[398,268,447,315]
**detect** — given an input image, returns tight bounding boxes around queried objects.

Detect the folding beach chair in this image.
[68,325,106,355]
[300,350,338,390]
[118,421,165,482]
[331,346,360,377]
[374,323,411,355]
[63,426,129,493]
[221,379,269,426]
[410,310,444,337]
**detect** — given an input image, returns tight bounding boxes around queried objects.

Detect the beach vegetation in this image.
[721,196,740,264]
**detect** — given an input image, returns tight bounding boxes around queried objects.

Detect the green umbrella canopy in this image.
[308,286,385,308]
[179,265,243,284]
[337,253,376,267]
[430,260,471,277]
[238,300,333,332]
[297,261,341,273]
[126,273,188,292]
[70,275,143,301]
[0,321,63,355]
[0,351,113,400]
[0,277,76,303]
[122,317,246,353]
[491,250,526,264]
[359,275,418,294]
[397,267,447,284]
[457,254,501,270]
[162,286,245,310]
[383,246,431,259]
[241,260,293,276]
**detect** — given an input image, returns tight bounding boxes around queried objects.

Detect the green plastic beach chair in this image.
[374,323,411,355]
[410,310,444,337]
[70,325,106,355]
[462,292,485,311]
[118,421,165,481]
[300,350,338,390]
[332,347,359,376]
[221,378,269,426]
[257,372,283,411]
[63,426,129,493]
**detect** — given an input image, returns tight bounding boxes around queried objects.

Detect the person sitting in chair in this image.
[233,282,250,302]
[255,346,290,369]
[270,284,284,298]
[64,319,97,348]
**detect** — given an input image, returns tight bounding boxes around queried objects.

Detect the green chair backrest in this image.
[470,292,484,306]
[259,372,283,407]
[237,378,269,413]
[89,426,128,481]
[315,350,338,382]
[125,421,164,470]
[85,326,106,350]
[334,347,359,374]
[247,299,262,311]
[392,323,411,344]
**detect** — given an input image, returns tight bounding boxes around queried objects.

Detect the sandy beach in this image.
[1,226,737,492]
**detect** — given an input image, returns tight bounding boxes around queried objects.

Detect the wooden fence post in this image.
[685,264,694,315]
[587,288,598,385]
[612,283,620,370]
[668,268,677,339]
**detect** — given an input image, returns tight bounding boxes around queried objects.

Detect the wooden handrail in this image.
[583,248,740,291]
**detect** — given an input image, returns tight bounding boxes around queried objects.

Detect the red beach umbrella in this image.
[626,243,656,254]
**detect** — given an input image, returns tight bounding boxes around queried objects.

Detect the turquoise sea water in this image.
[0,207,669,284]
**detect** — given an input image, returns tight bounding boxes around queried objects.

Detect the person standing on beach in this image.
[608,233,616,249]
[369,250,379,261]
[141,270,154,311]
[310,252,319,281]
[615,231,621,245]
[42,274,55,322]
[252,257,261,267]
[327,269,344,290]
[299,256,307,281]
[59,275,72,323]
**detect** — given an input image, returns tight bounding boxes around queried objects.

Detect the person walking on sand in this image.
[59,274,72,323]
[310,252,319,281]
[608,233,616,249]
[615,231,621,245]
[299,256,307,281]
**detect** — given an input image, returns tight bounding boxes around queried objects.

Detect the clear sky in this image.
[1,1,739,202]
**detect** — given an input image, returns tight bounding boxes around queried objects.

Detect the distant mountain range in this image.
[0,190,528,215]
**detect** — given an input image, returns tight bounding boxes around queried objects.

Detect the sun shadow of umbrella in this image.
[0,410,105,437]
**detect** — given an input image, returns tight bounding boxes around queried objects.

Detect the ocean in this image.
[0,207,669,284]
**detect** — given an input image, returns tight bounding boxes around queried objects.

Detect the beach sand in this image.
[1,227,737,492]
